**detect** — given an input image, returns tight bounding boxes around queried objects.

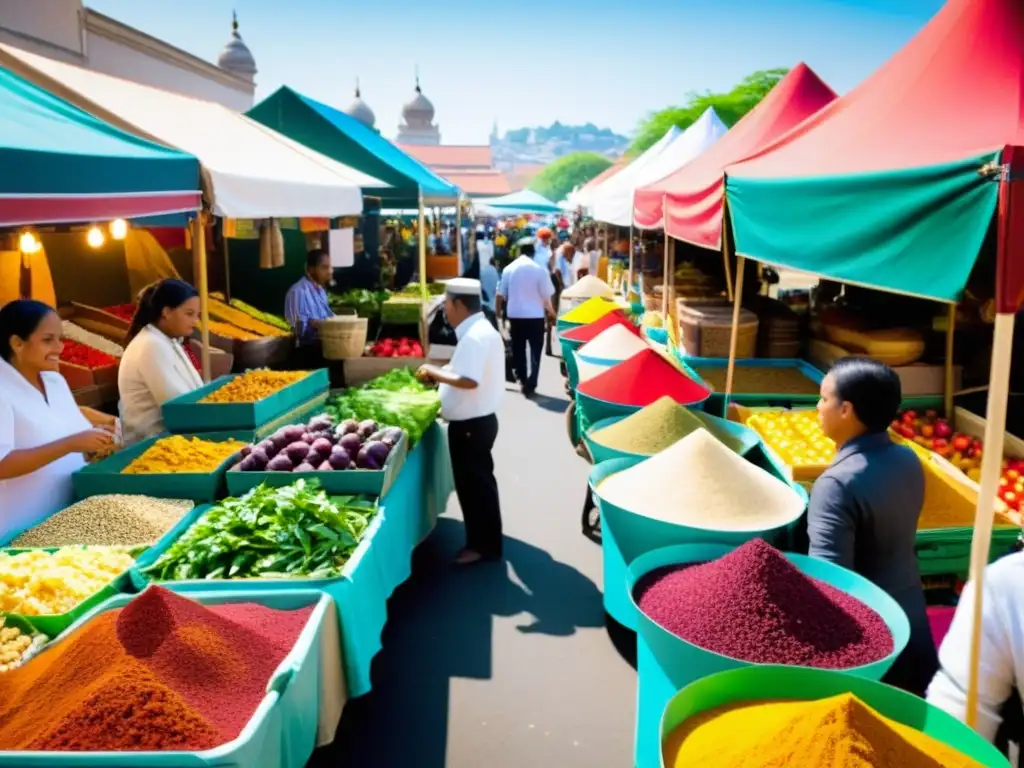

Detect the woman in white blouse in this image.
[118,279,203,445]
[0,300,116,538]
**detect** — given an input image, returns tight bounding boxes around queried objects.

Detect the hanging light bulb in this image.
[18,231,41,254]
[109,218,128,240]
[87,226,105,248]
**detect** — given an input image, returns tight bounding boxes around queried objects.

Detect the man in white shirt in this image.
[416,278,506,565]
[496,243,555,397]
[533,228,554,270]
[927,550,1024,747]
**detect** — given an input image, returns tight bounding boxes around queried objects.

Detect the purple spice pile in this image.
[634,539,893,668]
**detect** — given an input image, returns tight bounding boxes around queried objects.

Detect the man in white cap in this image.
[417,278,506,565]
[496,242,555,396]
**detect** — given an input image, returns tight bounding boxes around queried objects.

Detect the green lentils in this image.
[11,495,193,548]
[588,396,746,455]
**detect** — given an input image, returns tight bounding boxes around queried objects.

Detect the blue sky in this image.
[86,0,943,144]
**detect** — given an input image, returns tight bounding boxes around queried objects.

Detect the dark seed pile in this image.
[634,539,893,669]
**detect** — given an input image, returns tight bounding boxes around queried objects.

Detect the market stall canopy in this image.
[0,45,387,220]
[590,109,728,226]
[474,189,562,215]
[633,63,836,246]
[248,87,460,208]
[570,158,630,210]
[725,0,1023,304]
[0,65,200,227]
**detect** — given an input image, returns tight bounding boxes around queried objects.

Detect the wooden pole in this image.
[192,213,211,383]
[721,200,735,302]
[222,233,231,302]
[724,256,747,401]
[944,303,957,417]
[662,237,674,317]
[418,191,428,300]
[965,311,1016,727]
[628,224,635,295]
[455,194,463,271]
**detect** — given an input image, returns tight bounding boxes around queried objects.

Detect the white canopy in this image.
[589,109,727,226]
[0,44,386,219]
[574,126,681,211]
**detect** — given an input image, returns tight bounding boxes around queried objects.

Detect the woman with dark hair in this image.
[811,356,938,695]
[0,300,116,537]
[118,278,203,445]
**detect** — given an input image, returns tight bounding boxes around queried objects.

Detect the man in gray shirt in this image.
[810,357,937,695]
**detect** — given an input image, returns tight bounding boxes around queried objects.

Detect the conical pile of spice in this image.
[560,309,639,343]
[560,296,620,325]
[0,586,314,751]
[634,539,893,668]
[588,396,745,455]
[663,692,985,767]
[578,325,650,362]
[561,274,613,299]
[576,348,710,407]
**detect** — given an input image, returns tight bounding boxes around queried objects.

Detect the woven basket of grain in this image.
[678,304,758,359]
[320,314,368,360]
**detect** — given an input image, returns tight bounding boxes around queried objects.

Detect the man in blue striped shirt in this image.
[284,249,335,347]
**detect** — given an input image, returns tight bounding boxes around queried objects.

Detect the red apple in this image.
[897,425,916,440]
[920,424,934,438]
[952,434,972,453]
[934,420,953,439]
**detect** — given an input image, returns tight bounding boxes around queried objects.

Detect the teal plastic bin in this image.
[916,525,1021,577]
[558,334,586,384]
[568,351,616,394]
[230,393,329,444]
[0,588,331,768]
[628,543,911,768]
[582,411,760,466]
[162,369,330,433]
[677,357,824,418]
[72,431,245,503]
[590,455,808,630]
[658,666,1009,768]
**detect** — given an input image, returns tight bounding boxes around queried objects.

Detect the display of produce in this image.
[635,540,892,668]
[0,620,47,673]
[59,339,117,369]
[326,370,441,445]
[207,296,290,337]
[745,409,836,469]
[598,429,804,529]
[230,297,290,331]
[61,321,124,357]
[588,396,745,455]
[328,288,390,318]
[122,435,246,475]
[822,324,925,366]
[560,296,619,324]
[662,693,983,767]
[577,325,649,362]
[560,309,640,343]
[395,283,445,297]
[892,409,983,479]
[102,303,136,322]
[11,495,194,548]
[236,413,404,473]
[201,319,260,341]
[917,457,1016,530]
[0,547,135,616]
[143,481,377,581]
[0,587,313,750]
[381,296,424,325]
[200,369,309,403]
[367,336,424,358]
[692,365,820,395]
[576,349,710,408]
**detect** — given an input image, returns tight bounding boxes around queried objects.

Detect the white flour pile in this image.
[578,325,649,362]
[575,353,615,383]
[597,428,805,530]
[562,275,614,299]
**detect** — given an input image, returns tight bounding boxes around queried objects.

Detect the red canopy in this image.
[632,63,836,247]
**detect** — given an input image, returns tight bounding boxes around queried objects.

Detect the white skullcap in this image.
[445,278,482,297]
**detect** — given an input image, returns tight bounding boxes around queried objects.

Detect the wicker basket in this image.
[320,315,368,360]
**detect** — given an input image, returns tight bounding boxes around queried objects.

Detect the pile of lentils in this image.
[11,495,193,548]
[634,539,894,669]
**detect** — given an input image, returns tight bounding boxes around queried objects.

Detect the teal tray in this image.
[671,355,824,418]
[162,369,330,433]
[225,433,408,497]
[916,525,1021,577]
[72,431,245,502]
[658,666,1009,768]
[231,393,329,444]
[0,588,331,768]
[0,545,133,637]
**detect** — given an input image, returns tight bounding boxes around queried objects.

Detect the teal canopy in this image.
[247,86,459,208]
[0,65,200,226]
[474,189,561,214]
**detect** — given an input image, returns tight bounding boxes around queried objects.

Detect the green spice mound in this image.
[589,396,745,456]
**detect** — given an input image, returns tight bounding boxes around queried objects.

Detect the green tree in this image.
[629,68,790,155]
[528,152,613,202]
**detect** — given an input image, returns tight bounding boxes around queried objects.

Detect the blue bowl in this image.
[629,543,911,768]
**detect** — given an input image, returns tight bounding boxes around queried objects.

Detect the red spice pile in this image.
[561,310,639,343]
[576,348,710,407]
[60,340,117,369]
[0,586,313,751]
[634,539,893,669]
[104,303,137,322]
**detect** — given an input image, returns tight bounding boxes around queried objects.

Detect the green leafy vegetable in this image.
[328,289,390,318]
[326,388,440,445]
[142,480,377,581]
[362,367,433,393]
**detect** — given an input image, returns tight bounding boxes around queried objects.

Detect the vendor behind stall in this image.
[0,300,116,538]
[118,279,204,446]
[284,248,335,359]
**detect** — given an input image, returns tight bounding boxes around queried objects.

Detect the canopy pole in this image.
[661,237,674,317]
[721,198,735,302]
[628,225,635,295]
[222,233,231,302]
[724,255,747,402]
[944,303,957,417]
[456,194,463,273]
[965,311,1016,728]
[418,191,428,300]
[192,213,211,383]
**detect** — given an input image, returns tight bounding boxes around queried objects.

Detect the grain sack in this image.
[578,325,649,362]
[562,274,614,300]
[597,428,804,530]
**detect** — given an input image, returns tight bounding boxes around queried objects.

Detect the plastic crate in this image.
[161,369,330,433]
[72,431,246,502]
[731,404,833,483]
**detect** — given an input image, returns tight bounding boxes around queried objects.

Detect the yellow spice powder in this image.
[122,436,246,474]
[200,370,308,404]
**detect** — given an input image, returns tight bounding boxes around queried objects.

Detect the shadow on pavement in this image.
[309,517,604,768]
[527,393,570,413]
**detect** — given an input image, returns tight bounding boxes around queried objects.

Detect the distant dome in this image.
[345,81,376,128]
[401,75,434,126]
[217,12,257,80]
